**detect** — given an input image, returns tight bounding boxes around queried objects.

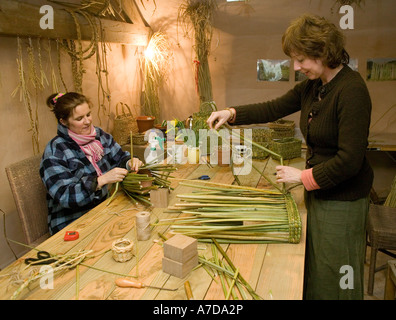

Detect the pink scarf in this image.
[68,126,104,176]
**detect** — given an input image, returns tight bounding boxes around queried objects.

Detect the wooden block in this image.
[162,254,198,278]
[163,234,197,263]
[150,188,169,208]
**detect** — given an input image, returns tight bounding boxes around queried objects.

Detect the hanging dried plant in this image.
[55,6,112,123]
[331,0,365,12]
[334,0,365,5]
[11,38,40,154]
[140,32,173,122]
[178,0,218,109]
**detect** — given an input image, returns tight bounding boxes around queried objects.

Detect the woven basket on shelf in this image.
[112,238,134,262]
[250,128,273,159]
[267,119,295,139]
[132,133,147,145]
[233,127,272,159]
[112,103,139,145]
[270,137,302,160]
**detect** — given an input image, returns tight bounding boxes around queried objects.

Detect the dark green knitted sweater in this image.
[232,65,374,201]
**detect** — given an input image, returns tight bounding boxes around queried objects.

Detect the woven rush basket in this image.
[270,137,302,160]
[250,128,272,159]
[267,119,295,139]
[132,133,147,145]
[112,103,139,145]
[112,238,134,262]
[233,127,272,159]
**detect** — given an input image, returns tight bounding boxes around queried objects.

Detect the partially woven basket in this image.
[112,238,134,262]
[270,138,302,160]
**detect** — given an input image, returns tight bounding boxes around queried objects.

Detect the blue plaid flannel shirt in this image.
[40,124,130,234]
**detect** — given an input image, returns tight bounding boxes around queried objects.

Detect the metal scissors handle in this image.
[25,251,57,265]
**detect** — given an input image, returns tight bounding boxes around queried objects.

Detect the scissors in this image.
[25,251,57,265]
[193,175,210,180]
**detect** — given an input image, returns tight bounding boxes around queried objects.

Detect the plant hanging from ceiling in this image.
[11,0,149,153]
[48,0,133,122]
[334,0,364,5]
[11,37,48,154]
[140,32,173,123]
[178,0,218,112]
[331,0,365,12]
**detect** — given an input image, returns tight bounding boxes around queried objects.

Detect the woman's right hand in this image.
[207,109,234,130]
[97,167,128,190]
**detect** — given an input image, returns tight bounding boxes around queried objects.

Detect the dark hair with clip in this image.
[46,92,92,124]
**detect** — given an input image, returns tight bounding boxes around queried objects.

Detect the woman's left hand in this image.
[129,158,144,172]
[275,165,302,184]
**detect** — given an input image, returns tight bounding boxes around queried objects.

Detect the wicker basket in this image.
[132,133,147,145]
[112,103,139,145]
[112,238,134,262]
[250,128,273,159]
[267,119,295,139]
[232,127,272,159]
[270,137,302,160]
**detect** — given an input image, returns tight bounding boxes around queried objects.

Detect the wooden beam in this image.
[0,0,151,46]
[121,0,151,28]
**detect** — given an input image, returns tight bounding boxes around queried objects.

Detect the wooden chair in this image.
[5,154,50,247]
[366,177,396,295]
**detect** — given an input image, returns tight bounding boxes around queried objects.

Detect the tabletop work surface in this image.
[0,155,306,300]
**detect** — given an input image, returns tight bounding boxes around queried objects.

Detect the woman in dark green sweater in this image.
[207,14,373,300]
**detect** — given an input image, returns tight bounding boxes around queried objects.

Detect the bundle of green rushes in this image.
[107,163,177,206]
[201,239,263,300]
[161,181,301,244]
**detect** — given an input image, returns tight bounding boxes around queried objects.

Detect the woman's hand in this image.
[129,158,144,172]
[97,167,128,189]
[275,165,302,184]
[207,109,234,130]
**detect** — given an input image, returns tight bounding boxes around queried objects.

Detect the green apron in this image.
[304,191,369,300]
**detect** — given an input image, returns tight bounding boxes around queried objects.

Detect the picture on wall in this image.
[294,58,359,81]
[257,59,290,82]
[367,58,396,81]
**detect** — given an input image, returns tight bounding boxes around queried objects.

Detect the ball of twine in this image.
[136,211,151,241]
[112,238,134,262]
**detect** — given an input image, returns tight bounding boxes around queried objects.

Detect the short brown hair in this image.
[282,14,349,68]
[46,92,91,123]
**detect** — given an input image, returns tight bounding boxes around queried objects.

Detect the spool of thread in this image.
[136,211,151,241]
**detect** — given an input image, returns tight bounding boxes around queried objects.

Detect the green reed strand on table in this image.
[212,238,262,300]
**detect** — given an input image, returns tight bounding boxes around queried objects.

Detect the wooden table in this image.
[0,156,306,300]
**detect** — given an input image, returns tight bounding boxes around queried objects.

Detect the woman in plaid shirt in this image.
[40,92,143,234]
